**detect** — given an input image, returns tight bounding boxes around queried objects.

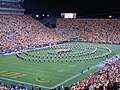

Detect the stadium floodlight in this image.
[47,15,50,17]
[109,15,112,18]
[42,14,45,17]
[36,15,39,18]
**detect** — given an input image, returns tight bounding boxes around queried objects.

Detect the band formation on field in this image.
[16,43,112,63]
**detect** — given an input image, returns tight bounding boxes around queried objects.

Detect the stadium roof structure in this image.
[0,0,24,3]
[22,0,120,17]
[0,0,25,15]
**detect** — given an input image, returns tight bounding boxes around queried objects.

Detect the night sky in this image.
[21,0,120,17]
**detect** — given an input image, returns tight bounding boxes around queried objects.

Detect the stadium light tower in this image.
[109,15,112,18]
[42,14,45,17]
[36,15,39,18]
[47,15,50,17]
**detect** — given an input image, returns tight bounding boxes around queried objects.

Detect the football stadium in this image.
[0,0,120,90]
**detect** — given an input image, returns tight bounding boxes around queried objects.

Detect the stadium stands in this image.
[56,18,120,44]
[0,14,67,53]
[0,0,25,15]
[1,15,120,53]
[0,1,23,9]
[0,81,28,90]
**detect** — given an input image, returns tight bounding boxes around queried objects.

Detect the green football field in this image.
[0,42,120,89]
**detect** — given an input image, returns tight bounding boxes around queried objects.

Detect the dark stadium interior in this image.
[21,0,120,17]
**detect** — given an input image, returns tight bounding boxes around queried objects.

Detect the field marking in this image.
[11,74,28,78]
[0,72,18,76]
[0,74,7,77]
[58,69,65,72]
[0,70,7,73]
[0,70,27,79]
[2,72,16,74]
[0,77,50,89]
[6,73,21,77]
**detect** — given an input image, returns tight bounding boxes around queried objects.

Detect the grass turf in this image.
[0,42,120,89]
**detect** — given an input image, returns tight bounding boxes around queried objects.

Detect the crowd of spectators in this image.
[0,80,28,90]
[56,18,120,44]
[1,15,119,53]
[0,81,40,90]
[70,55,120,90]
[0,14,67,53]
